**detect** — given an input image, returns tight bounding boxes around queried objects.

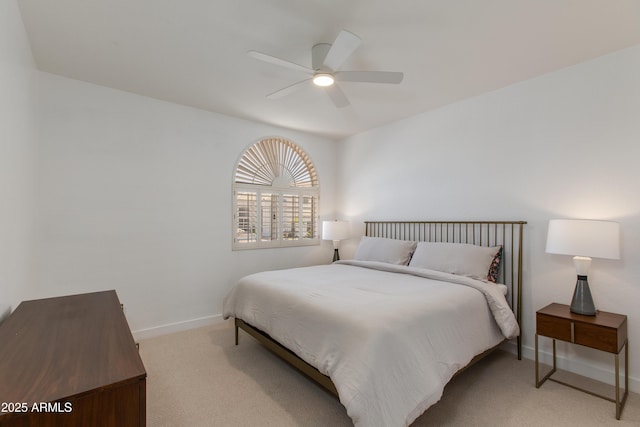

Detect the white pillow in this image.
[354,236,417,265]
[408,242,501,281]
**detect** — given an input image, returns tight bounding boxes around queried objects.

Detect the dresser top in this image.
[0,290,146,404]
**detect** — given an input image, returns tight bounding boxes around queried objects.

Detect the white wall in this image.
[7,0,638,392]
[35,72,339,338]
[0,0,38,319]
[338,45,640,391]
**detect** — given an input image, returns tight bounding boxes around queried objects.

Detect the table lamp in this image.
[545,219,620,315]
[322,220,350,262]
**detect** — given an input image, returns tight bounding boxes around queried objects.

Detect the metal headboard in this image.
[365,220,527,359]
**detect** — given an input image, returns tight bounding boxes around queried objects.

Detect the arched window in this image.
[233,137,319,249]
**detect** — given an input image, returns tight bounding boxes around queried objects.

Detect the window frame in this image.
[232,138,320,250]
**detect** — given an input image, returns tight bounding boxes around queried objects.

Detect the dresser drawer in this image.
[537,313,623,353]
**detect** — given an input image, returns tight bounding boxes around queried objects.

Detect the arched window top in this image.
[235,137,318,188]
[233,137,320,249]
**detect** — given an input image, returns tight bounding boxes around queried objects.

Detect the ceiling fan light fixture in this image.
[312,73,335,87]
[249,30,403,108]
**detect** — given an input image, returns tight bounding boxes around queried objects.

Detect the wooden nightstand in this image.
[535,303,628,419]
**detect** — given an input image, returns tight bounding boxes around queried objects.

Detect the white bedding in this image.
[222,260,519,427]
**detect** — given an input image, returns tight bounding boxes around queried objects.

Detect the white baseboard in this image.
[132,314,225,341]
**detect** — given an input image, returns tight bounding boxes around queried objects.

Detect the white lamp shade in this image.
[322,221,350,241]
[545,219,620,260]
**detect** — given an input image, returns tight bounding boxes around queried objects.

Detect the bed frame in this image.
[234,220,526,398]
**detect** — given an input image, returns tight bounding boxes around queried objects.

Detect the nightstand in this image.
[535,303,628,419]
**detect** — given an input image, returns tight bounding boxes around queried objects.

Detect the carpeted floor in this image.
[138,321,639,426]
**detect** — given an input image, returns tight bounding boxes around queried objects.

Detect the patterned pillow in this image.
[487,246,503,283]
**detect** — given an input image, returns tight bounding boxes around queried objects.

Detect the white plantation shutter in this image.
[235,138,317,187]
[282,194,298,240]
[233,138,319,249]
[235,191,257,244]
[301,195,317,239]
[260,193,278,242]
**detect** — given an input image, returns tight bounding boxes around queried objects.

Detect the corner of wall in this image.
[0,304,12,323]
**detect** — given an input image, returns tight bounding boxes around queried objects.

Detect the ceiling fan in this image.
[248,30,404,108]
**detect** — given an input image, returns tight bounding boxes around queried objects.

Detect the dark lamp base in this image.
[570,275,596,316]
[332,248,340,262]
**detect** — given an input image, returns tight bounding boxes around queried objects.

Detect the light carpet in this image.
[139,321,639,426]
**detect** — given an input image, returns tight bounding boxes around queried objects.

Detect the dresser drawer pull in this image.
[571,322,575,343]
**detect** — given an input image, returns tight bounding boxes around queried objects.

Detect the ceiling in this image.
[18,0,640,140]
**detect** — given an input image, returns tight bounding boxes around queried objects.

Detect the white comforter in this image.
[223,260,519,427]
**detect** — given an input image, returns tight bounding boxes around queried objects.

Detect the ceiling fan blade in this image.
[325,83,350,108]
[248,50,313,75]
[322,30,361,71]
[266,79,311,99]
[311,43,331,71]
[335,71,404,84]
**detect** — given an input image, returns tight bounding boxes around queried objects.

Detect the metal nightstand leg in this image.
[536,334,629,420]
[535,333,556,387]
[615,340,629,420]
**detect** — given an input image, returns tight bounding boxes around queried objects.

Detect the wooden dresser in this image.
[0,291,146,426]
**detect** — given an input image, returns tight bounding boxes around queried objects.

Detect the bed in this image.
[223,220,526,427]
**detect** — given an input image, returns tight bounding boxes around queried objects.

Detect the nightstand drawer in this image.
[536,312,626,353]
[537,313,571,341]
[575,322,621,353]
